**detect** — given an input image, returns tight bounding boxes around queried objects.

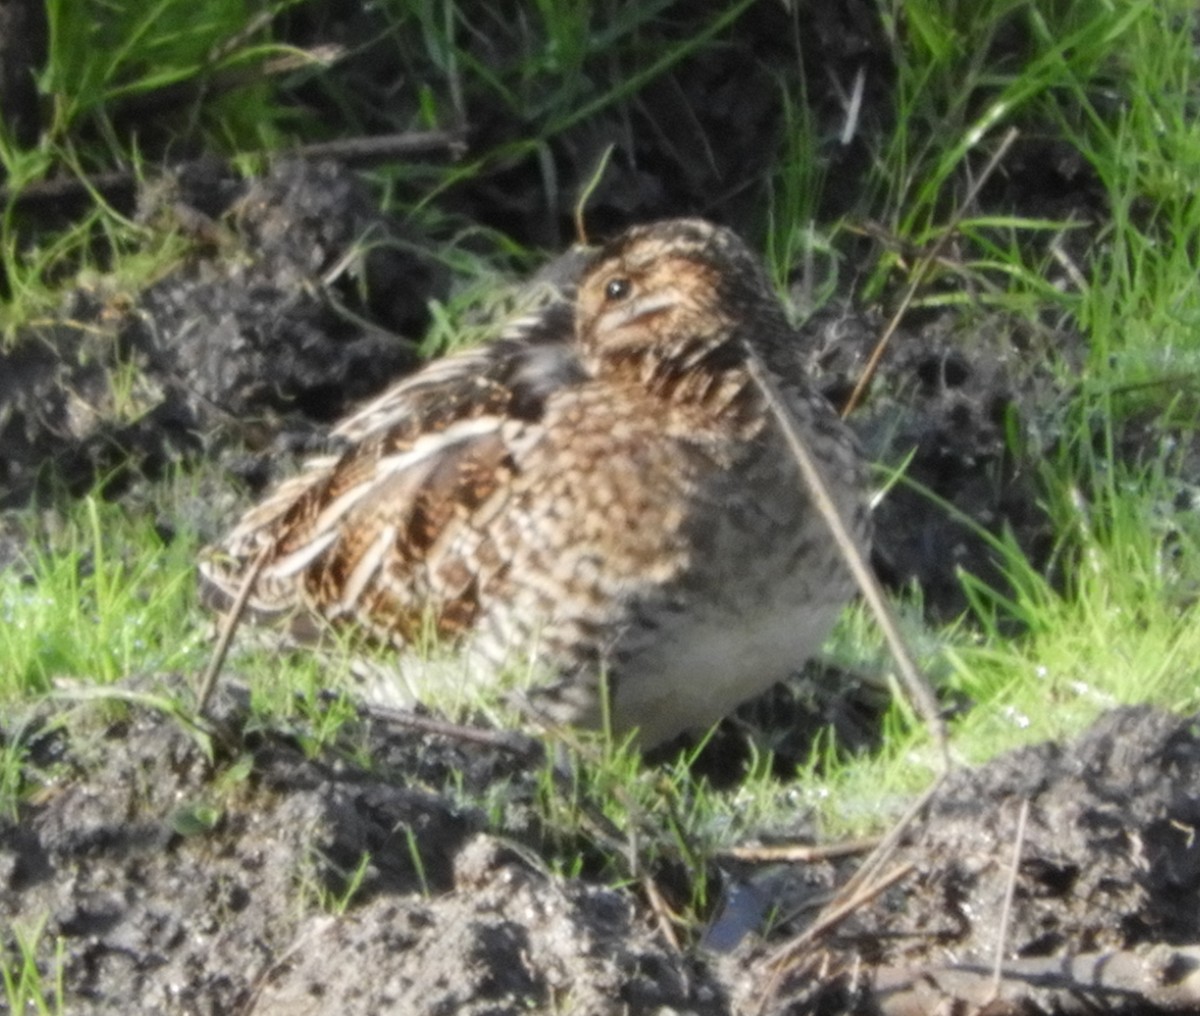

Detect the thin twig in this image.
[643,874,683,952]
[763,861,915,992]
[988,796,1031,1003]
[351,698,542,759]
[872,944,1200,1015]
[721,836,880,863]
[0,129,468,210]
[841,127,1020,417]
[744,345,949,1013]
[755,776,944,1013]
[827,777,943,914]
[289,129,469,167]
[744,352,948,765]
[194,543,272,717]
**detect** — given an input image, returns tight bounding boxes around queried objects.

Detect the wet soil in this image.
[2,4,1198,1014]
[5,689,1200,1015]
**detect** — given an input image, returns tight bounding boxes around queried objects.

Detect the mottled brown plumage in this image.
[199,219,870,748]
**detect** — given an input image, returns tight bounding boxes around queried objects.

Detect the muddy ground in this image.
[3,3,1200,1014]
[7,686,1200,1014]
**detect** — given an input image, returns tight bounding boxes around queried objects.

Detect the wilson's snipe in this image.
[199,219,870,748]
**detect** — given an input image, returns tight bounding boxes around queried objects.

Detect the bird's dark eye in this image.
[604,277,632,302]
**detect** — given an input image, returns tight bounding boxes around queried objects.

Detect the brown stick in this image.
[871,945,1200,1016]
[840,127,1020,417]
[755,778,942,1013]
[352,699,541,759]
[194,543,272,717]
[988,796,1031,1003]
[744,350,949,765]
[0,129,468,210]
[762,860,915,995]
[720,836,880,863]
[288,130,469,167]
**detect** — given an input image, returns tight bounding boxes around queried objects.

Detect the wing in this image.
[199,330,587,645]
[259,412,516,646]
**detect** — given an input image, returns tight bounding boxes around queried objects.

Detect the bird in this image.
[198,218,871,749]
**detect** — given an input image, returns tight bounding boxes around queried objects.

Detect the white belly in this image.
[608,592,844,748]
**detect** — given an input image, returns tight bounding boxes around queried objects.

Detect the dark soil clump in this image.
[0,159,439,508]
[761,705,1200,1014]
[0,683,724,1014]
[5,693,1200,1014]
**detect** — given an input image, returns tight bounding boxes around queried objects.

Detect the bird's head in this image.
[575,219,786,378]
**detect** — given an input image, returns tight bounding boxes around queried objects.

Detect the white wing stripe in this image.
[264,529,339,579]
[373,415,503,477]
[340,524,397,613]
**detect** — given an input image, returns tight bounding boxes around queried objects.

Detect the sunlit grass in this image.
[1,916,65,1016]
[0,497,204,699]
[946,446,1200,746]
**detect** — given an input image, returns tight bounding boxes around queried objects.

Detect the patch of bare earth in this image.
[5,680,1200,1014]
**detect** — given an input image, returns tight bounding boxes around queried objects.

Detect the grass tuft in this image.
[0,497,203,699]
[1,915,65,1016]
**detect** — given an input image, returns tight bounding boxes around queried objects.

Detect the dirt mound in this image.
[4,688,1199,1015]
[901,706,1200,959]
[0,681,721,1014]
[0,159,436,508]
[765,705,1200,1013]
